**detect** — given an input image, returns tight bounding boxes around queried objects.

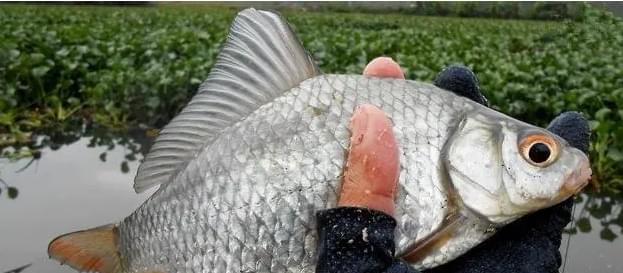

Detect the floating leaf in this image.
[564,227,578,235]
[99,152,107,162]
[121,161,129,173]
[595,108,612,120]
[125,154,136,161]
[600,227,617,241]
[9,49,20,59]
[0,4,622,194]
[7,187,18,199]
[607,148,623,162]
[576,217,591,233]
[31,66,50,77]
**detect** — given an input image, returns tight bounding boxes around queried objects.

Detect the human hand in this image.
[427,66,589,273]
[337,57,404,217]
[316,57,417,273]
[334,57,590,273]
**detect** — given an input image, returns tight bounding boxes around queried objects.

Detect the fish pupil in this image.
[529,143,550,163]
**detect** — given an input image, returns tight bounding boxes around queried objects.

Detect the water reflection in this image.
[561,193,623,273]
[0,136,155,273]
[568,193,623,242]
[0,129,621,272]
[3,264,31,273]
[0,124,155,201]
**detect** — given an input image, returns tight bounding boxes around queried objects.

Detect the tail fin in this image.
[48,224,123,273]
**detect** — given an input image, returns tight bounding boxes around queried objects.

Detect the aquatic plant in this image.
[0,5,621,194]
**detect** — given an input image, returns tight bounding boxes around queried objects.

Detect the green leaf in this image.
[56,48,70,57]
[29,53,45,63]
[576,217,591,233]
[564,227,577,234]
[197,31,211,40]
[588,120,600,130]
[7,187,18,199]
[99,152,107,162]
[121,161,129,173]
[31,66,50,77]
[600,227,617,241]
[595,108,612,120]
[607,148,623,162]
[67,97,80,106]
[9,49,20,59]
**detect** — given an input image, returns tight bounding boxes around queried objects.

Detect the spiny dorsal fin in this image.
[134,8,320,193]
[48,224,122,273]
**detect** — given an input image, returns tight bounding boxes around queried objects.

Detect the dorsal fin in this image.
[134,8,320,193]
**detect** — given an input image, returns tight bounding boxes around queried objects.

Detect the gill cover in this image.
[444,109,589,224]
[443,112,509,223]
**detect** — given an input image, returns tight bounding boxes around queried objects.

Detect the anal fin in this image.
[48,224,122,273]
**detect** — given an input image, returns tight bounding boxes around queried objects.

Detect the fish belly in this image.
[119,75,470,273]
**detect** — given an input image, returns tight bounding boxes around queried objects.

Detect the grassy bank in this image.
[0,5,621,193]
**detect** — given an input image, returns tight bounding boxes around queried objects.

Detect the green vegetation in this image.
[0,5,622,193]
[301,2,585,20]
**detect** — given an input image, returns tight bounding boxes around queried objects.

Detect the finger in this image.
[338,104,400,217]
[546,112,594,189]
[546,112,590,155]
[434,65,488,106]
[363,57,405,79]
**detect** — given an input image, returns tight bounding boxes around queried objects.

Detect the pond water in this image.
[1,135,621,273]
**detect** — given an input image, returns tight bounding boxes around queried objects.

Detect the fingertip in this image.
[363,57,405,79]
[546,111,590,155]
[350,105,397,156]
[340,104,400,216]
[434,65,487,106]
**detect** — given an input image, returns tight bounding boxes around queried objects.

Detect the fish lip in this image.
[561,157,592,195]
[564,177,589,195]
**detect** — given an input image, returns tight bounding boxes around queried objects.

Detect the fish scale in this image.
[48,9,590,273]
[119,75,472,272]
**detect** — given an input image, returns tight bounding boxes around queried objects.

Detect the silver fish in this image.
[48,8,591,273]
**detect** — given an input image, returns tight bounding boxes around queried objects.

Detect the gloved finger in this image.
[546,112,590,155]
[433,65,488,106]
[546,111,593,189]
[363,57,405,79]
[338,104,400,217]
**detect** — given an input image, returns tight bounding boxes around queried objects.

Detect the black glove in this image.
[314,65,589,273]
[316,207,418,273]
[426,65,589,273]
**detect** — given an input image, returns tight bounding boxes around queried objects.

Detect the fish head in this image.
[444,109,591,224]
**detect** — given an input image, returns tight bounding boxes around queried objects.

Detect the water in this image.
[0,136,156,273]
[1,136,621,273]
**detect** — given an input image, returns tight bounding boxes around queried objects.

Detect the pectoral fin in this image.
[400,213,468,263]
[48,224,122,273]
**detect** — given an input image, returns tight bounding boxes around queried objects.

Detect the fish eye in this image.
[529,143,550,163]
[519,134,559,167]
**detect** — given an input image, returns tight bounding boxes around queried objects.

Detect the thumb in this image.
[338,104,400,217]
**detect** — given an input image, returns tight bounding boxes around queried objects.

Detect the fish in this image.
[48,8,592,273]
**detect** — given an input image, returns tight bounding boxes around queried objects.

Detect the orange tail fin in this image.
[48,224,123,273]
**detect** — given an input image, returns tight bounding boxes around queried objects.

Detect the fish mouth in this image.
[561,156,591,196]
